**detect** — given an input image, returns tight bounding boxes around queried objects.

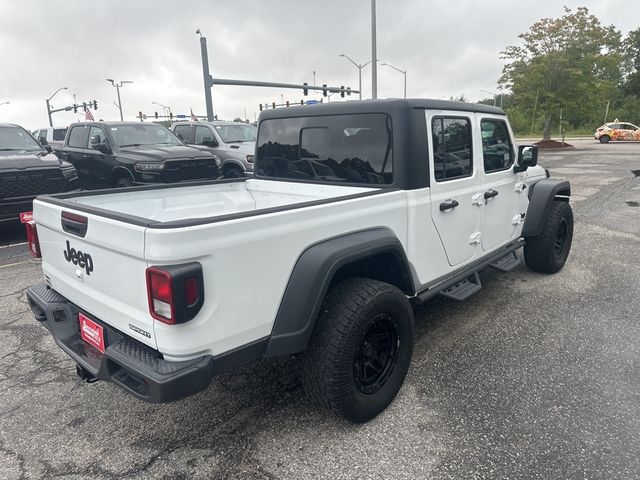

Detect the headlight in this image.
[134,162,165,172]
[61,167,77,180]
[245,154,255,163]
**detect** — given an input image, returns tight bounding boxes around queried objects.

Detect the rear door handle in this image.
[439,199,459,211]
[484,189,499,200]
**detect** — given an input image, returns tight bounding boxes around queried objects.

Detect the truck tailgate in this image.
[33,199,156,348]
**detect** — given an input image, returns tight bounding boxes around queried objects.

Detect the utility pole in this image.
[197,29,214,121]
[371,0,377,99]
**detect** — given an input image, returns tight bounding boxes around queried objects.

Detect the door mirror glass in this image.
[516,145,538,171]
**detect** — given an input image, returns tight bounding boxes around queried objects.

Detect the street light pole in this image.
[371,0,377,99]
[480,89,497,106]
[604,98,613,124]
[381,63,407,98]
[340,54,372,100]
[152,101,171,117]
[45,87,68,127]
[106,79,133,121]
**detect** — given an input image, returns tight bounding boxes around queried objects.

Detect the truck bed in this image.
[59,178,377,224]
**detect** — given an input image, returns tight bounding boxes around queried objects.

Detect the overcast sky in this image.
[0,0,635,129]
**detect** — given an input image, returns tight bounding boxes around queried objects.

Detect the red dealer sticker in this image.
[79,313,105,353]
[19,211,33,223]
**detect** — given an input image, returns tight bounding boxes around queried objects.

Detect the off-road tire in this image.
[599,135,611,144]
[524,200,573,273]
[301,277,415,423]
[115,176,133,188]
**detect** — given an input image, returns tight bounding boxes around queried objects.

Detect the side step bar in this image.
[412,239,525,307]
[440,272,481,301]
[489,251,521,272]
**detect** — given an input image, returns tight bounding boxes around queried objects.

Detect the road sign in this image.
[176,114,187,119]
[305,100,320,105]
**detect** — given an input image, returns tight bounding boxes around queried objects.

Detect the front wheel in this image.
[524,201,574,273]
[115,176,133,188]
[302,278,415,423]
[599,135,611,144]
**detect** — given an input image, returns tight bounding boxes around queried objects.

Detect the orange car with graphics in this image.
[594,121,640,143]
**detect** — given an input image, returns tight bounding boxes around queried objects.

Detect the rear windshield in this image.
[255,113,393,185]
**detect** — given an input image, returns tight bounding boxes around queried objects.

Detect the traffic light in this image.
[259,104,263,111]
[73,104,78,113]
[340,86,345,98]
[155,112,158,119]
[139,111,143,120]
[347,87,351,96]
[170,112,173,120]
[300,100,304,105]
[322,84,327,97]
[303,82,308,96]
[286,101,289,107]
[93,100,98,110]
[83,102,87,112]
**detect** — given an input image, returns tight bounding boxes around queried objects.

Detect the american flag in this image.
[190,108,198,121]
[85,109,95,121]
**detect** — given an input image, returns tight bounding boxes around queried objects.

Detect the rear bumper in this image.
[26,282,265,403]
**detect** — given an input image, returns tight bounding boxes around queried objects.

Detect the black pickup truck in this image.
[0,123,78,223]
[57,121,220,189]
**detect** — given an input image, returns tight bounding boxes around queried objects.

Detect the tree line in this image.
[490,7,640,139]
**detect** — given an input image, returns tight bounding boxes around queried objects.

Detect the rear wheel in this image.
[599,135,611,144]
[524,201,573,273]
[302,277,415,423]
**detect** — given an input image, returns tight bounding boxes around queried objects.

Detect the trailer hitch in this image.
[76,364,98,383]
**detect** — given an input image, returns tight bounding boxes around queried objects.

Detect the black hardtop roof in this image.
[259,98,505,120]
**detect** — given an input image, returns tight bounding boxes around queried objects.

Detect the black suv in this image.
[0,123,79,223]
[58,122,220,189]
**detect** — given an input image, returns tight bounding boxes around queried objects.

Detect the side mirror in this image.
[176,133,185,141]
[516,145,538,172]
[43,144,52,153]
[92,142,111,154]
[39,137,49,146]
[202,137,218,147]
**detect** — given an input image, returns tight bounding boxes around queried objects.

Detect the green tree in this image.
[622,28,640,96]
[500,7,622,139]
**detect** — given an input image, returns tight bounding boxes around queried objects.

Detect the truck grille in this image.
[0,169,67,199]
[163,158,218,182]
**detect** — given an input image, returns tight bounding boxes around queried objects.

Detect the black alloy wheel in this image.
[353,314,399,394]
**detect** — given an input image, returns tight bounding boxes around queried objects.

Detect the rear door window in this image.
[53,128,67,141]
[173,125,194,144]
[255,113,393,185]
[67,125,90,148]
[431,117,473,181]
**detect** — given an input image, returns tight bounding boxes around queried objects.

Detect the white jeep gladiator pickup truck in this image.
[26,99,573,423]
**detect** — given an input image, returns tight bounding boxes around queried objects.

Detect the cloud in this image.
[0,0,634,129]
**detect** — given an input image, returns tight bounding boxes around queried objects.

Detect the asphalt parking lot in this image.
[1,139,639,479]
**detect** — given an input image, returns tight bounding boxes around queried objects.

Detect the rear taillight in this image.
[25,221,41,258]
[146,263,204,325]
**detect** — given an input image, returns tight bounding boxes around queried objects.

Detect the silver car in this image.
[171,121,256,178]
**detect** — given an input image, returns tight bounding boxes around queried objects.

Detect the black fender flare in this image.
[522,178,571,237]
[264,228,415,357]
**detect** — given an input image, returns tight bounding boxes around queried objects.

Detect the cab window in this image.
[88,126,107,149]
[481,119,514,173]
[195,126,216,146]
